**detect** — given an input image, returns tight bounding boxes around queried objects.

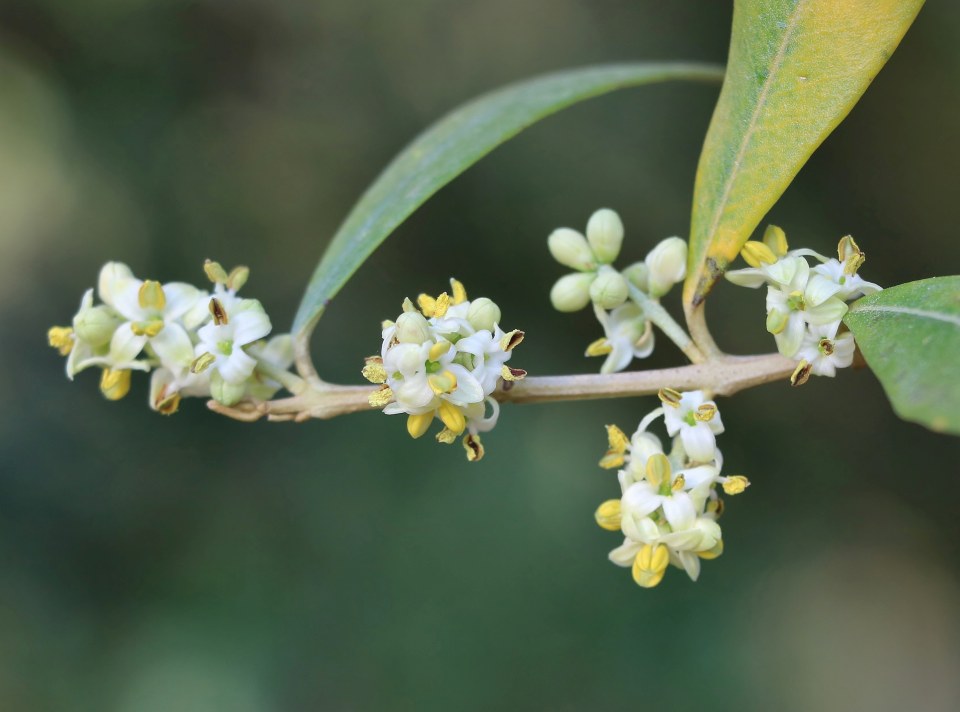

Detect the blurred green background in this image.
[3,1,960,710]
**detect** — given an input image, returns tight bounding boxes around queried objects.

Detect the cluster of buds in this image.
[48,260,294,413]
[547,208,688,373]
[594,389,748,588]
[363,279,524,461]
[726,227,881,384]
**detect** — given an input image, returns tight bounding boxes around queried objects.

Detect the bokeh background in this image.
[2,1,959,710]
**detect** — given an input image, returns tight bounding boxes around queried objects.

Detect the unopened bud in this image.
[622,261,650,293]
[762,225,789,257]
[395,311,432,344]
[585,208,624,264]
[548,228,595,271]
[210,371,246,406]
[589,268,628,309]
[73,305,120,347]
[98,262,134,305]
[550,272,594,312]
[467,297,501,332]
[645,237,687,298]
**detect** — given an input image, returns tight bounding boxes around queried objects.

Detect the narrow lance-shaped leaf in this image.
[684,0,924,308]
[293,62,724,339]
[844,277,960,436]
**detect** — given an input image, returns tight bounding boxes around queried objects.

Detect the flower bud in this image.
[550,272,594,312]
[467,297,501,332]
[586,208,624,264]
[210,371,247,406]
[98,262,134,306]
[645,237,687,298]
[621,261,649,293]
[73,305,120,347]
[395,311,432,343]
[547,228,595,271]
[589,268,628,309]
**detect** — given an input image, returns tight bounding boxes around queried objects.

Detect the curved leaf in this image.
[844,277,960,436]
[293,62,724,337]
[684,0,924,307]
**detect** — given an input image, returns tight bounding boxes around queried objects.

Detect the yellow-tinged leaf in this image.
[684,0,924,307]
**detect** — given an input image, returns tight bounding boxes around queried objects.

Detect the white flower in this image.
[586,303,654,374]
[795,323,856,377]
[762,256,848,358]
[662,390,724,463]
[812,258,882,301]
[195,299,272,384]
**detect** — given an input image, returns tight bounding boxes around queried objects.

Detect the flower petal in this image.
[219,348,257,384]
[680,423,717,463]
[232,309,273,346]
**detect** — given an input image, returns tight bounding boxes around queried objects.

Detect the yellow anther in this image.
[500,365,526,382]
[428,370,458,395]
[844,251,866,276]
[209,297,228,326]
[632,543,670,588]
[594,499,623,531]
[417,293,437,317]
[463,433,485,462]
[204,259,228,284]
[428,341,451,361]
[406,412,433,439]
[131,319,164,337]
[138,280,166,311]
[837,235,865,272]
[722,475,750,495]
[438,401,466,434]
[401,297,416,313]
[697,540,724,560]
[707,498,725,518]
[368,384,394,408]
[766,309,789,335]
[646,453,672,488]
[450,278,467,305]
[99,368,131,401]
[381,319,395,330]
[818,337,835,356]
[740,240,777,268]
[191,352,217,374]
[762,224,789,257]
[599,423,628,467]
[585,337,612,357]
[154,389,181,416]
[671,473,686,492]
[227,265,250,291]
[500,329,525,352]
[790,359,812,387]
[598,453,626,470]
[361,356,387,384]
[435,428,458,444]
[694,403,717,422]
[658,387,682,408]
[47,326,74,356]
[433,292,451,318]
[605,424,629,453]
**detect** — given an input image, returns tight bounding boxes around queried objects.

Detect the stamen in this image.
[435,428,458,444]
[740,240,777,267]
[500,329,524,352]
[594,500,622,531]
[204,259,228,284]
[500,366,526,382]
[417,293,437,317]
[361,356,387,384]
[463,433,485,462]
[209,297,228,326]
[658,388,682,408]
[428,341,451,361]
[191,352,217,374]
[433,292,451,318]
[406,412,433,439]
[47,326,74,356]
[438,401,466,434]
[790,359,812,387]
[584,337,612,357]
[138,280,166,311]
[722,475,750,495]
[450,278,468,305]
[368,384,394,408]
[632,544,669,588]
[100,368,131,401]
[694,403,717,422]
[646,453,671,488]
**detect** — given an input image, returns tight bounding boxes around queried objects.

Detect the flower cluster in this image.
[726,227,881,384]
[547,208,688,373]
[363,279,524,461]
[48,260,294,413]
[594,389,748,588]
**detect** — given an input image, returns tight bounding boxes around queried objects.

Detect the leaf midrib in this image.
[850,304,960,328]
[701,0,806,253]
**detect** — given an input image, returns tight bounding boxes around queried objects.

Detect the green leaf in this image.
[684,0,924,308]
[292,62,724,337]
[844,277,960,436]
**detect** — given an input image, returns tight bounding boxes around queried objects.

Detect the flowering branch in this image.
[208,351,795,422]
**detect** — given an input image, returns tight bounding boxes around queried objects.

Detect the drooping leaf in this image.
[292,62,724,338]
[844,277,960,436]
[684,0,925,308]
